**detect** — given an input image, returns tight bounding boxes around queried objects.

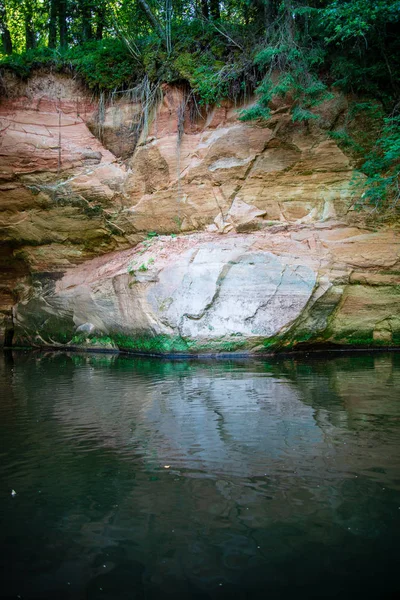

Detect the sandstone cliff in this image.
[1,72,399,353]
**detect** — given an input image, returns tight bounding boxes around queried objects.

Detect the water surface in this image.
[1,351,400,599]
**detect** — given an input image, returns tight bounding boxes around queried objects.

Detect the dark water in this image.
[1,351,400,600]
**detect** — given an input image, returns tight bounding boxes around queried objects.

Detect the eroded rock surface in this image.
[1,71,399,351]
[13,226,400,353]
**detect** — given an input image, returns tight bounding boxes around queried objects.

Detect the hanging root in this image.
[107,76,162,146]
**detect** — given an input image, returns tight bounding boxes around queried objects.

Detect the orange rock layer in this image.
[1,71,399,351]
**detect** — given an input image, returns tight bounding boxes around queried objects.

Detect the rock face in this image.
[13,225,400,353]
[1,70,399,352]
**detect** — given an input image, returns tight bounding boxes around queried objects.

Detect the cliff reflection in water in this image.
[1,351,400,600]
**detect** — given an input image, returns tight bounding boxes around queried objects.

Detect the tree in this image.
[201,0,209,19]
[209,0,220,20]
[24,0,37,50]
[80,0,93,41]
[48,0,57,48]
[58,0,67,48]
[137,0,166,42]
[95,2,106,40]
[0,0,13,54]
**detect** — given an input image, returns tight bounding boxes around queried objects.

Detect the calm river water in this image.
[1,350,400,599]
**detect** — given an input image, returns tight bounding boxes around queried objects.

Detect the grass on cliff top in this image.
[0,40,139,91]
[0,21,255,101]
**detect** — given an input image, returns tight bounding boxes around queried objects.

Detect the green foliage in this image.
[239,78,271,120]
[327,101,399,211]
[328,129,362,152]
[71,334,115,348]
[127,256,155,276]
[67,39,138,90]
[112,332,191,354]
[312,0,400,44]
[239,104,270,122]
[356,115,400,210]
[240,42,330,123]
[172,51,197,81]
[0,46,61,78]
[0,39,138,90]
[191,64,226,105]
[186,56,252,105]
[291,106,319,122]
[127,262,136,275]
[1,6,257,103]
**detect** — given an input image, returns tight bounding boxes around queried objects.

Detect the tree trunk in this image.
[2,26,12,53]
[81,0,93,41]
[284,0,294,41]
[264,0,274,25]
[48,0,57,48]
[209,0,220,20]
[59,0,67,48]
[256,0,278,27]
[95,5,106,40]
[25,22,36,49]
[25,0,36,50]
[201,0,209,19]
[137,0,166,42]
[0,1,13,54]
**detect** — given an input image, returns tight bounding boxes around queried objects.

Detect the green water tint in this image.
[1,351,400,599]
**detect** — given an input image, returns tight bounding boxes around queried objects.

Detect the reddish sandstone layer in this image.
[1,70,395,349]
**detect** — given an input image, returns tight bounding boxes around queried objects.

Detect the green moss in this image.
[261,335,284,350]
[215,340,247,352]
[158,297,173,312]
[190,338,247,353]
[392,331,400,344]
[378,270,400,276]
[111,333,190,354]
[329,329,395,347]
[70,334,87,345]
[94,333,248,354]
[258,323,400,352]
[70,334,115,348]
[260,332,318,351]
[83,204,104,217]
[172,51,197,82]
